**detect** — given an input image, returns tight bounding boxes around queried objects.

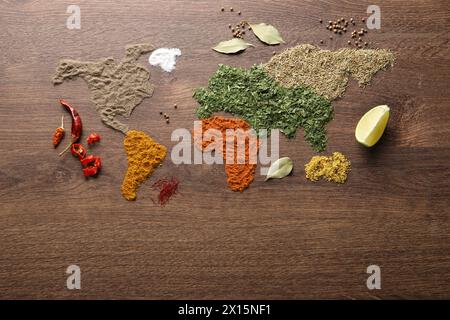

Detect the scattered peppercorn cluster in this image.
[319,17,370,49]
[221,6,241,15]
[228,21,250,39]
[220,6,249,39]
[159,104,178,124]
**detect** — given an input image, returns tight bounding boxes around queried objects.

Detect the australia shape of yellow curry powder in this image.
[121,130,167,201]
[305,152,351,184]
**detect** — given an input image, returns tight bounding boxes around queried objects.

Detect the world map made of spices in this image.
[52,43,394,200]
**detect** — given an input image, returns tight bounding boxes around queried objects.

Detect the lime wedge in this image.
[355,105,390,147]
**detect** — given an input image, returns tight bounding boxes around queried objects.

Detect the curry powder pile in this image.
[305,152,351,184]
[194,116,259,192]
[121,130,167,200]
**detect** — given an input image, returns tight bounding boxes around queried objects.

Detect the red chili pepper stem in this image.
[60,115,64,130]
[59,140,75,156]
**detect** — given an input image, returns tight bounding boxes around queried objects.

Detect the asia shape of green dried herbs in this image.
[194,64,333,152]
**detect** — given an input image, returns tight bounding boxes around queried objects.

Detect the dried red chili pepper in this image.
[59,99,83,156]
[52,116,65,147]
[70,144,87,159]
[87,132,101,145]
[81,155,102,177]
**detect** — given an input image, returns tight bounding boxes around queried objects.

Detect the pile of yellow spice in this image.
[305,152,351,184]
[121,130,167,201]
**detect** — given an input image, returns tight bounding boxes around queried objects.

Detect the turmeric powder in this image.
[195,116,259,192]
[121,130,167,200]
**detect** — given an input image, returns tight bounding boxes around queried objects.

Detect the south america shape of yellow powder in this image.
[121,130,167,201]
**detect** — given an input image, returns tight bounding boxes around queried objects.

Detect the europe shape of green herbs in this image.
[194,65,333,152]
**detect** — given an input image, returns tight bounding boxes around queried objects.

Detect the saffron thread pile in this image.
[152,177,180,206]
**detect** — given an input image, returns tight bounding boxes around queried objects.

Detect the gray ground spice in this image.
[263,44,395,100]
[52,44,155,134]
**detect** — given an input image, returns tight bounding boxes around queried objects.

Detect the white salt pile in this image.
[148,48,181,72]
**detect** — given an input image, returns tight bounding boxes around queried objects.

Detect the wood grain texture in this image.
[0,0,449,299]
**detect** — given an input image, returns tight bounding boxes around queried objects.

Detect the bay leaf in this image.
[264,157,293,181]
[212,39,254,54]
[250,23,285,45]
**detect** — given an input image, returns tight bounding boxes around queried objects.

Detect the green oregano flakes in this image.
[193,65,333,152]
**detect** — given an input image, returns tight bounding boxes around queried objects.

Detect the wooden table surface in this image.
[1,0,449,299]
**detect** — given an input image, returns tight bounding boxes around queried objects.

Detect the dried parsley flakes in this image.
[194,64,333,152]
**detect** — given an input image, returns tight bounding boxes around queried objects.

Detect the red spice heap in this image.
[194,116,260,192]
[152,177,179,206]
